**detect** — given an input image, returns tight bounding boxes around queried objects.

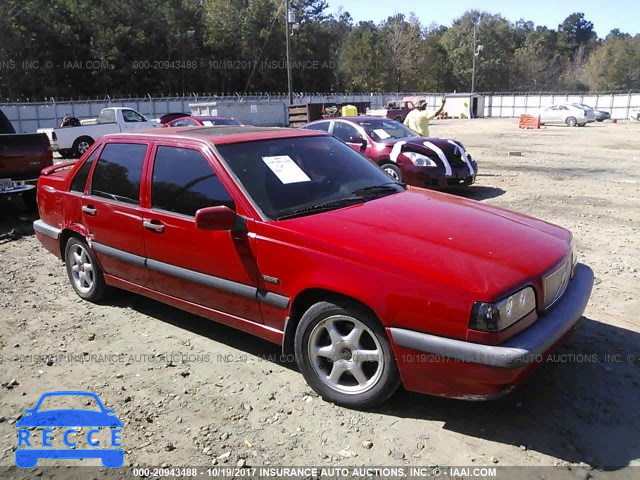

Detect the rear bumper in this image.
[388,263,594,399]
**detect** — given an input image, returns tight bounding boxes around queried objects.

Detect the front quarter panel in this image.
[254,222,473,340]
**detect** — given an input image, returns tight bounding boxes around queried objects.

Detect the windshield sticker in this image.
[262,155,311,184]
[373,128,391,139]
[202,120,214,126]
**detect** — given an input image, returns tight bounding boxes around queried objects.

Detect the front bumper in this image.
[388,263,594,399]
[403,166,477,189]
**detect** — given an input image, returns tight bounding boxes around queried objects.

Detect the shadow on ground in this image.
[0,196,37,241]
[448,185,506,201]
[378,316,640,470]
[105,284,640,470]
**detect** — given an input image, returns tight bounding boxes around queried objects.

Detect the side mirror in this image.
[195,205,237,231]
[347,136,367,152]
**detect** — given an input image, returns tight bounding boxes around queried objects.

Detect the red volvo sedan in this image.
[33,126,593,408]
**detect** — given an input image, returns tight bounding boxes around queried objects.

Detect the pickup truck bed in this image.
[0,110,53,209]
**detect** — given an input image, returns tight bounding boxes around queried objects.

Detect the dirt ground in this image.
[0,118,639,478]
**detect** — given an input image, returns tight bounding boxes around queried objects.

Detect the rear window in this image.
[91,143,147,204]
[70,147,99,192]
[304,122,330,132]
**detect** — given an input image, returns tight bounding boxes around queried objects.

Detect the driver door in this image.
[141,143,262,323]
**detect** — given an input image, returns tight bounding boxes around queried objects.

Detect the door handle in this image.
[143,220,165,233]
[82,205,97,216]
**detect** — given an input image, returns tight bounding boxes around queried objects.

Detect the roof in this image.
[108,125,326,145]
[310,116,396,123]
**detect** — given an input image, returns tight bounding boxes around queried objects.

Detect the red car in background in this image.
[33,126,592,408]
[165,116,242,128]
[302,117,477,188]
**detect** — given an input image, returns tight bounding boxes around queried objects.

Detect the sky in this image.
[326,0,639,38]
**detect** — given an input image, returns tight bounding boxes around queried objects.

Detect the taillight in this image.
[45,146,54,166]
[52,132,57,141]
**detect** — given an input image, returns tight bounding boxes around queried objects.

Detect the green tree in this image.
[587,36,640,90]
[440,11,518,91]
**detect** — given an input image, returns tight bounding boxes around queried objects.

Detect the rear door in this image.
[82,141,152,287]
[141,143,262,323]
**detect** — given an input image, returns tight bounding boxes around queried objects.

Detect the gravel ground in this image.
[0,118,639,478]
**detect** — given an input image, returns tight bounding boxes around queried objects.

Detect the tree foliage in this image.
[0,2,638,100]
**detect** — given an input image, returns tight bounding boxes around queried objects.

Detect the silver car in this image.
[539,104,594,127]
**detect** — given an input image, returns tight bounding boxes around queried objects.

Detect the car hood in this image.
[16,410,123,427]
[379,137,454,150]
[277,189,570,298]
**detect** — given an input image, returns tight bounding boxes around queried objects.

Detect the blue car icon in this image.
[16,391,123,468]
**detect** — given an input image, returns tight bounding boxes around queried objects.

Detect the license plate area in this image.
[0,178,26,191]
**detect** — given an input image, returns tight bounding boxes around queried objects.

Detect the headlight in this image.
[403,151,437,167]
[469,287,537,332]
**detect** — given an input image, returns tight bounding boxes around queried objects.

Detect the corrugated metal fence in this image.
[1,92,639,133]
[483,92,640,119]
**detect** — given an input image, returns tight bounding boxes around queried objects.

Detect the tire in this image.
[72,136,94,158]
[381,163,403,182]
[64,237,110,302]
[394,115,403,122]
[22,188,37,211]
[294,300,401,409]
[565,116,577,127]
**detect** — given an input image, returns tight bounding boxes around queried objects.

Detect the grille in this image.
[448,151,466,168]
[544,256,571,309]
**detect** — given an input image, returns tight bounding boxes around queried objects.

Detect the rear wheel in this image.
[72,136,94,158]
[382,163,402,182]
[565,116,577,127]
[294,301,400,408]
[64,237,110,302]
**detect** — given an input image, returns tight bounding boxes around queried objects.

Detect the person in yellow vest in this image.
[403,97,446,137]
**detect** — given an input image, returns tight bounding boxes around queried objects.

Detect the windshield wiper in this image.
[277,197,365,220]
[351,182,405,197]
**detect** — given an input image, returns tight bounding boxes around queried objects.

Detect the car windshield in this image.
[355,119,419,142]
[37,395,101,412]
[217,135,404,220]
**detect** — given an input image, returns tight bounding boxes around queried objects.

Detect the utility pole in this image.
[285,0,293,105]
[471,20,483,93]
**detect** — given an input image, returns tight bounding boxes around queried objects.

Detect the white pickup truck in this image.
[37,107,158,158]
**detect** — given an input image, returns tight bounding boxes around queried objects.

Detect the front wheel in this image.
[565,116,577,127]
[64,237,110,302]
[294,301,400,408]
[382,163,403,182]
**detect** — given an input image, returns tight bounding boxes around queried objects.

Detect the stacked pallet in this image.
[287,104,324,127]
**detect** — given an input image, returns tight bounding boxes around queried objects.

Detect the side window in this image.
[332,122,361,142]
[97,109,116,123]
[151,146,234,216]
[304,122,330,132]
[91,143,147,204]
[70,147,99,192]
[122,110,146,122]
